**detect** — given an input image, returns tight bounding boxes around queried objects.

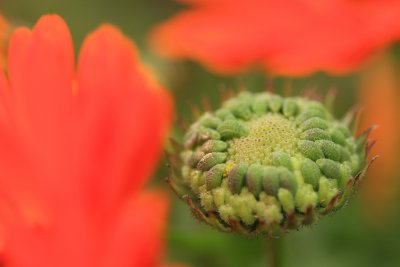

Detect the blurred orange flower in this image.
[0,15,178,267]
[358,55,399,223]
[150,0,400,76]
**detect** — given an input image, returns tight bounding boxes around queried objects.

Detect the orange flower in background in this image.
[150,0,400,76]
[358,55,399,223]
[0,14,179,267]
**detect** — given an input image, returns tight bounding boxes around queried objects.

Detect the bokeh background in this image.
[1,1,400,267]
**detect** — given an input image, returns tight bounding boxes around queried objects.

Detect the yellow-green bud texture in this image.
[168,91,371,237]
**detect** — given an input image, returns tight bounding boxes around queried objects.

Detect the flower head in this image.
[0,15,175,267]
[150,0,400,75]
[168,91,373,236]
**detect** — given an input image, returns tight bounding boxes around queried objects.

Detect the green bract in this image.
[167,92,373,237]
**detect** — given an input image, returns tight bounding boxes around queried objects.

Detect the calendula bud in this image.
[167,91,372,237]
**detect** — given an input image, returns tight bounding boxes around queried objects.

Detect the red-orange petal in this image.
[7,15,74,166]
[101,191,169,267]
[76,25,172,218]
[0,14,174,267]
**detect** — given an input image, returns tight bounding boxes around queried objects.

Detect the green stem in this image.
[266,237,284,267]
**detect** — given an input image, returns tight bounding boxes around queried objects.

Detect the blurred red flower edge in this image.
[0,14,183,267]
[358,54,400,224]
[150,0,400,76]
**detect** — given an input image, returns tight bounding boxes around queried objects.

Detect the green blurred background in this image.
[1,1,400,267]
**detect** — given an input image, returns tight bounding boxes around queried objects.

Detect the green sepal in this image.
[278,167,298,195]
[272,151,293,170]
[201,140,228,153]
[301,128,332,141]
[283,99,298,117]
[300,158,321,189]
[228,163,249,194]
[316,140,342,161]
[297,140,324,161]
[206,164,226,190]
[262,166,280,196]
[217,119,248,140]
[316,159,341,180]
[246,163,265,196]
[197,152,227,171]
[299,117,329,131]
[269,95,283,112]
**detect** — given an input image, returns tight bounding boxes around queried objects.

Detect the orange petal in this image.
[7,15,74,159]
[4,16,80,224]
[101,191,170,267]
[76,25,173,217]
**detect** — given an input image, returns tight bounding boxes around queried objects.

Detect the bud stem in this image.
[266,237,283,267]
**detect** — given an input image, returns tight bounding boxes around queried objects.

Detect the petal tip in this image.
[82,23,138,59]
[87,24,128,47]
[34,14,68,31]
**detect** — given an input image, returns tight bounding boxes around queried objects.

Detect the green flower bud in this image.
[224,98,252,120]
[295,184,318,212]
[167,91,371,237]
[217,119,248,140]
[301,128,332,141]
[329,128,346,146]
[278,167,297,195]
[251,94,269,115]
[215,109,236,120]
[278,188,295,214]
[272,151,293,170]
[228,163,249,194]
[201,140,228,153]
[340,147,351,162]
[269,95,283,112]
[318,177,339,207]
[188,151,205,168]
[189,170,202,193]
[316,140,342,161]
[301,158,321,189]
[197,127,221,143]
[262,166,280,196]
[282,99,298,117]
[334,124,352,137]
[206,164,226,190]
[246,163,265,196]
[297,140,324,161]
[296,108,327,125]
[198,113,223,129]
[197,152,227,171]
[299,117,329,131]
[316,159,341,180]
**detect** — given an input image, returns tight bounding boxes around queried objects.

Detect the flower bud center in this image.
[227,114,299,165]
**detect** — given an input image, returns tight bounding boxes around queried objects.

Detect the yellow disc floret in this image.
[228,114,299,165]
